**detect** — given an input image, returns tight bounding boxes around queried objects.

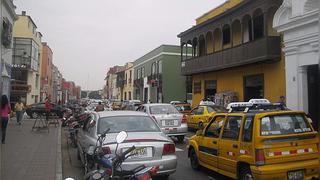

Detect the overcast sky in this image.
[14,0,225,90]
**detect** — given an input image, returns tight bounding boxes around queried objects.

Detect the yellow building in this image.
[178,0,285,107]
[12,11,43,105]
[123,62,134,100]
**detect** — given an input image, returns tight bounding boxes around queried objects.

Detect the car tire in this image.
[177,135,184,143]
[77,148,81,161]
[239,166,253,180]
[31,112,38,119]
[189,148,200,170]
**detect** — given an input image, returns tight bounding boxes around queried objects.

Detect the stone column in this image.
[297,66,309,113]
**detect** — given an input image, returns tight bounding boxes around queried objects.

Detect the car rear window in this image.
[149,105,179,114]
[260,114,312,136]
[175,105,191,112]
[98,116,160,133]
[207,106,227,113]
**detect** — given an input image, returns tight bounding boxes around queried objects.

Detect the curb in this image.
[56,123,63,180]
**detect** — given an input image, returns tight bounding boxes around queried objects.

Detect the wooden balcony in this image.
[181,36,281,75]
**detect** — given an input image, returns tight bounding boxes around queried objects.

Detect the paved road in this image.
[62,130,231,180]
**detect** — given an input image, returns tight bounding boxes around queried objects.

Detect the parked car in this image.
[187,105,227,130]
[137,103,188,142]
[25,102,66,118]
[77,111,177,178]
[188,102,319,179]
[173,103,192,115]
[112,100,122,110]
[124,100,142,111]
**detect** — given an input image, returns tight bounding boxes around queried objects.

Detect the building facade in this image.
[40,42,53,102]
[12,11,42,105]
[178,0,285,107]
[133,45,186,103]
[104,66,123,100]
[0,0,17,98]
[52,65,63,103]
[123,62,134,100]
[273,0,319,130]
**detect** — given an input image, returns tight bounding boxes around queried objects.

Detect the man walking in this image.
[15,99,24,125]
[45,97,52,121]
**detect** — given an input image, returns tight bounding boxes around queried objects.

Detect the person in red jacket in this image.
[45,97,52,121]
[1,95,11,144]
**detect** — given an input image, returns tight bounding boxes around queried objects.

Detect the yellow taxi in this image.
[187,105,227,130]
[188,102,319,180]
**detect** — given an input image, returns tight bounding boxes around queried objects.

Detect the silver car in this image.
[137,103,188,142]
[77,111,177,178]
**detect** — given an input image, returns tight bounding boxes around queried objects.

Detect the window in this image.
[194,81,201,94]
[222,25,231,45]
[98,116,160,134]
[128,92,131,100]
[149,105,179,114]
[195,107,204,115]
[141,67,145,78]
[158,60,162,74]
[207,106,227,113]
[137,69,141,79]
[260,114,312,136]
[205,116,225,138]
[222,116,242,140]
[242,116,254,142]
[36,74,39,87]
[151,62,156,75]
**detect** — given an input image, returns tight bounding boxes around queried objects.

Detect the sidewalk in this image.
[0,118,62,180]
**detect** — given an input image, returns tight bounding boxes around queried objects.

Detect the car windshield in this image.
[175,105,191,112]
[207,106,227,113]
[260,114,312,136]
[149,105,179,114]
[98,116,160,133]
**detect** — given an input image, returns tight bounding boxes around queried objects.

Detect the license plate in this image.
[122,147,152,159]
[288,170,304,180]
[162,120,178,126]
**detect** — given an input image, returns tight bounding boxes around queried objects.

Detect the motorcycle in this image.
[83,130,159,180]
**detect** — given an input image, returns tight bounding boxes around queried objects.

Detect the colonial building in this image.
[178,0,285,107]
[12,11,42,105]
[104,65,123,100]
[123,62,134,100]
[40,42,53,102]
[0,0,17,98]
[52,65,63,103]
[133,45,186,103]
[273,0,319,130]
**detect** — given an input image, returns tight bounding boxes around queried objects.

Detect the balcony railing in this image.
[181,36,281,75]
[134,78,143,87]
[12,55,39,71]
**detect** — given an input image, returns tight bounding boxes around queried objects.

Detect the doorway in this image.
[244,74,264,101]
[205,80,217,100]
[307,65,319,131]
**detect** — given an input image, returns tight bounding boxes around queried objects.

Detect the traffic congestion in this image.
[61,98,320,180]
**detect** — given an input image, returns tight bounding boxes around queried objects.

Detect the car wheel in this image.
[177,135,184,143]
[31,112,38,119]
[197,121,203,129]
[189,148,200,170]
[77,148,81,161]
[239,166,253,180]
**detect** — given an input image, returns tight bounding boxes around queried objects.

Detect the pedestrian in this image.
[45,97,52,121]
[1,95,11,144]
[94,102,104,112]
[278,96,286,107]
[15,99,24,125]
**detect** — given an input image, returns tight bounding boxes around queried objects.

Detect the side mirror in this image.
[196,129,203,136]
[198,122,204,130]
[116,131,128,144]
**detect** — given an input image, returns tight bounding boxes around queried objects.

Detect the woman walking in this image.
[1,95,11,144]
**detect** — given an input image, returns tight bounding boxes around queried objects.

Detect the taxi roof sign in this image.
[248,99,270,104]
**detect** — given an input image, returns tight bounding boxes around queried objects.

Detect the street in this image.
[61,129,231,180]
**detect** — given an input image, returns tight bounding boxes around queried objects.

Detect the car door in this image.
[218,115,243,178]
[192,106,205,128]
[198,115,226,171]
[188,107,199,128]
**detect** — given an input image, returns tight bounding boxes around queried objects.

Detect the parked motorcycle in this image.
[83,130,159,180]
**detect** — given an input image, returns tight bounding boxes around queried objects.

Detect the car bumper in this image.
[161,125,188,137]
[121,154,177,175]
[250,159,319,180]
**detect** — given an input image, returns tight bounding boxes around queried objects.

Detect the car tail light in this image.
[102,146,111,154]
[163,143,175,155]
[182,114,187,124]
[255,149,265,165]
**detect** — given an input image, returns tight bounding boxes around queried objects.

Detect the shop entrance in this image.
[204,80,216,100]
[307,65,319,131]
[244,74,264,101]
